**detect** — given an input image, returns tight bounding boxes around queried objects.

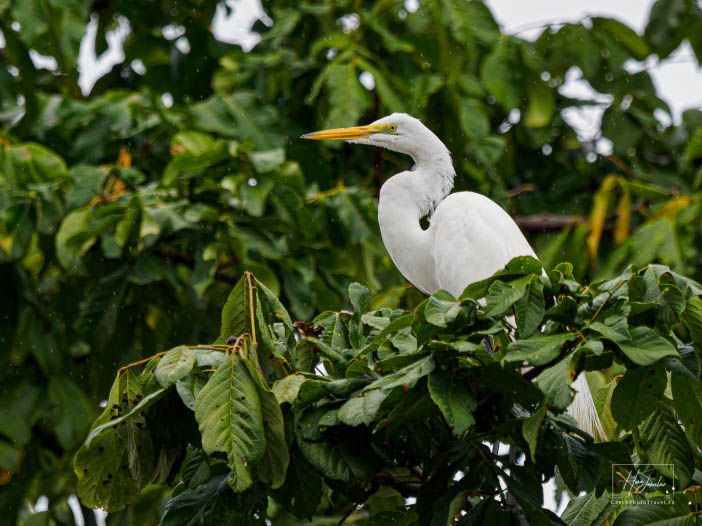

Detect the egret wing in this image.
[430,192,537,297]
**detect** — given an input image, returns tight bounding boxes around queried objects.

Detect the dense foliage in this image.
[1,0,702,524]
[73,259,702,525]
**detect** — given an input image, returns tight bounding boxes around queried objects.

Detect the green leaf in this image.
[255,375,289,489]
[640,401,694,488]
[681,296,702,347]
[159,473,233,526]
[255,276,293,331]
[557,435,601,494]
[474,135,506,166]
[561,492,615,526]
[361,355,435,393]
[428,370,476,436]
[84,387,167,448]
[514,276,545,337]
[589,317,630,343]
[316,312,351,350]
[295,425,374,483]
[613,493,695,525]
[522,404,547,461]
[441,0,500,44]
[155,346,196,388]
[273,450,322,520]
[594,380,618,440]
[461,256,543,301]
[616,327,680,365]
[48,377,93,448]
[349,282,371,314]
[218,274,255,344]
[75,370,154,511]
[671,375,702,446]
[424,290,461,327]
[480,38,523,110]
[536,354,574,409]
[364,313,415,352]
[523,79,555,128]
[485,278,530,317]
[592,17,649,60]
[194,352,265,492]
[458,98,489,141]
[0,410,30,447]
[338,390,387,426]
[55,208,94,273]
[175,374,207,412]
[65,165,109,209]
[506,333,573,366]
[611,364,666,431]
[191,93,283,149]
[272,375,306,405]
[249,148,285,173]
[322,62,370,130]
[683,127,702,168]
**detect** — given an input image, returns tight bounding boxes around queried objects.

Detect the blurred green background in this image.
[1,0,701,523]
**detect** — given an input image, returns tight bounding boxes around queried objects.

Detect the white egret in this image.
[302,113,605,440]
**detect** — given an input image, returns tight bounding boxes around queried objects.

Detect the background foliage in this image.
[1,0,702,524]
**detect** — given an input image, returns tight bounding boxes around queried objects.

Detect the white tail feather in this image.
[568,373,606,440]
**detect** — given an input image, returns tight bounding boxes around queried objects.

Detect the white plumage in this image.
[303,113,605,440]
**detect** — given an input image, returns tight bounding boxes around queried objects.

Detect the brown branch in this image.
[514,214,586,231]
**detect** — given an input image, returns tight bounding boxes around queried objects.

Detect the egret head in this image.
[302,113,447,161]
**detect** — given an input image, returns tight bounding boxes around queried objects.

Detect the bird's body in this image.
[303,112,605,440]
[380,183,537,297]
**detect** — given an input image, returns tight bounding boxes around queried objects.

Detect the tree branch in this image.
[514,214,586,231]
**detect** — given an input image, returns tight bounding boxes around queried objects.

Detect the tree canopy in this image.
[1,0,702,525]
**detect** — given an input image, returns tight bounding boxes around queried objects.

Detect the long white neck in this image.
[377,142,455,295]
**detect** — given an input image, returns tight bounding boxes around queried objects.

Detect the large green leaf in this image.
[428,370,476,436]
[640,401,694,488]
[514,276,545,337]
[480,38,523,110]
[254,374,290,489]
[536,355,574,409]
[522,404,547,461]
[505,333,573,366]
[671,375,702,446]
[48,377,93,448]
[485,278,529,317]
[681,296,702,347]
[322,62,370,130]
[613,494,695,525]
[218,274,256,344]
[611,364,666,430]
[615,327,680,365]
[74,371,154,511]
[441,0,500,44]
[273,450,322,520]
[295,424,375,483]
[194,352,265,492]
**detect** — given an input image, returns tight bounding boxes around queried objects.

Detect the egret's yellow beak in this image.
[301,123,388,141]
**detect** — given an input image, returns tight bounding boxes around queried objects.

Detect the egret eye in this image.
[388,124,397,133]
